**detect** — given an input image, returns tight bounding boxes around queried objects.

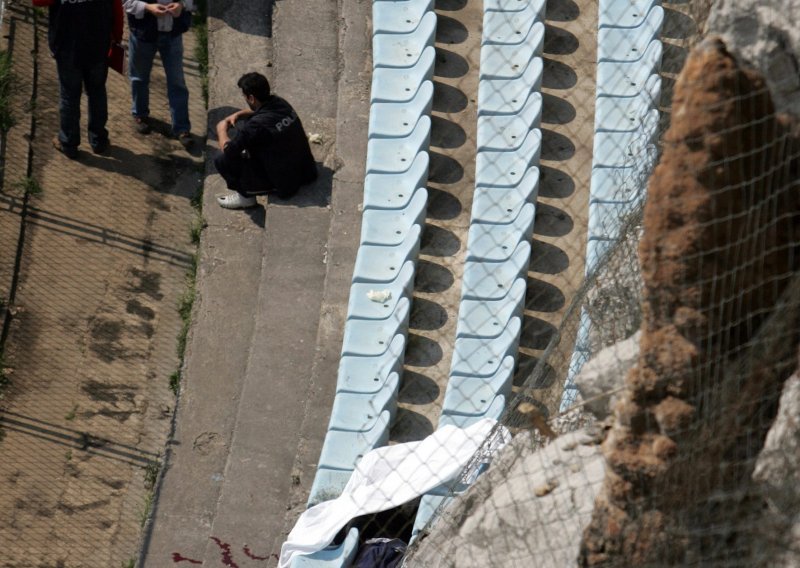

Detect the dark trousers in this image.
[214,151,294,198]
[56,55,109,149]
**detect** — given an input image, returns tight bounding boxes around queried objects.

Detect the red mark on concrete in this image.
[242,545,271,561]
[171,552,202,564]
[210,537,240,568]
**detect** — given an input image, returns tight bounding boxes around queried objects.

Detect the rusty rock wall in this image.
[579,37,800,566]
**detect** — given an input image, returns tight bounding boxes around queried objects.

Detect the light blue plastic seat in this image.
[599,0,659,29]
[462,241,531,301]
[439,395,506,428]
[369,81,433,139]
[585,238,616,275]
[365,116,431,174]
[595,74,660,132]
[477,93,541,151]
[564,349,590,398]
[465,203,535,262]
[352,224,421,283]
[317,411,391,470]
[337,335,406,394]
[373,12,437,69]
[442,357,514,415]
[588,201,637,241]
[456,280,526,338]
[592,109,659,168]
[479,22,545,79]
[559,384,581,413]
[478,58,543,116]
[574,309,592,353]
[450,317,522,377]
[412,494,450,538]
[590,141,657,204]
[363,156,429,211]
[290,527,360,567]
[485,0,543,13]
[360,188,428,246]
[597,39,662,97]
[371,46,435,103]
[348,261,415,320]
[307,468,354,506]
[590,166,645,204]
[598,6,663,62]
[373,0,434,35]
[328,372,401,431]
[471,168,539,224]
[475,129,541,188]
[482,2,544,46]
[341,299,410,357]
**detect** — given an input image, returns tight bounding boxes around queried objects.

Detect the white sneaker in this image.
[217,192,257,209]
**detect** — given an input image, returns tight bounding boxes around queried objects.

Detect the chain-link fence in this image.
[1,0,799,566]
[281,0,800,567]
[0,1,205,566]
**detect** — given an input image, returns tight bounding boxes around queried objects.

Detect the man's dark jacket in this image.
[223,96,318,196]
[48,0,113,66]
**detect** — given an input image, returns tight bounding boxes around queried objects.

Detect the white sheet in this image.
[278,418,507,567]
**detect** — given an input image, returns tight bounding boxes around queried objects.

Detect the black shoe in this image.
[91,139,110,155]
[134,116,151,134]
[52,137,79,160]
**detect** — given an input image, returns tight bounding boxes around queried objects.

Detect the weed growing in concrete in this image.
[0,50,15,133]
[139,491,154,528]
[64,404,77,421]
[0,348,9,395]
[13,176,42,196]
[193,0,209,107]
[120,560,135,568]
[144,458,160,490]
[168,371,180,396]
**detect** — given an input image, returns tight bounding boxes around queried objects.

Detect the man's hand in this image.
[145,3,168,16]
[165,2,184,16]
[216,118,232,150]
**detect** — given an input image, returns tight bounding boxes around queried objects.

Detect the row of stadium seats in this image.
[412,0,547,537]
[560,0,664,412]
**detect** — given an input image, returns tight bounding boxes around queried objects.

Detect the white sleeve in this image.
[122,0,148,19]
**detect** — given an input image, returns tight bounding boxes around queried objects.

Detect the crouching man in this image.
[215,72,317,209]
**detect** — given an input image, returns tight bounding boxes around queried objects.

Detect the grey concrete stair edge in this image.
[139,0,369,565]
[278,0,372,542]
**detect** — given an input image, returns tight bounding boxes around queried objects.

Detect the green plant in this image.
[192,0,209,107]
[64,404,77,421]
[189,214,205,245]
[139,492,154,528]
[65,450,72,461]
[169,371,180,396]
[13,176,42,196]
[120,559,135,568]
[144,458,160,490]
[0,348,9,393]
[0,50,15,132]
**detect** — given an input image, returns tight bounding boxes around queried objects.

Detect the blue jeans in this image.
[56,55,108,149]
[128,32,191,134]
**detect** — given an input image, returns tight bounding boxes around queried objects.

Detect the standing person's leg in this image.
[83,59,109,153]
[128,33,157,133]
[54,54,83,158]
[158,33,191,140]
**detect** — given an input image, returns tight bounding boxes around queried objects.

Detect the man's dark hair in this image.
[237,72,271,102]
